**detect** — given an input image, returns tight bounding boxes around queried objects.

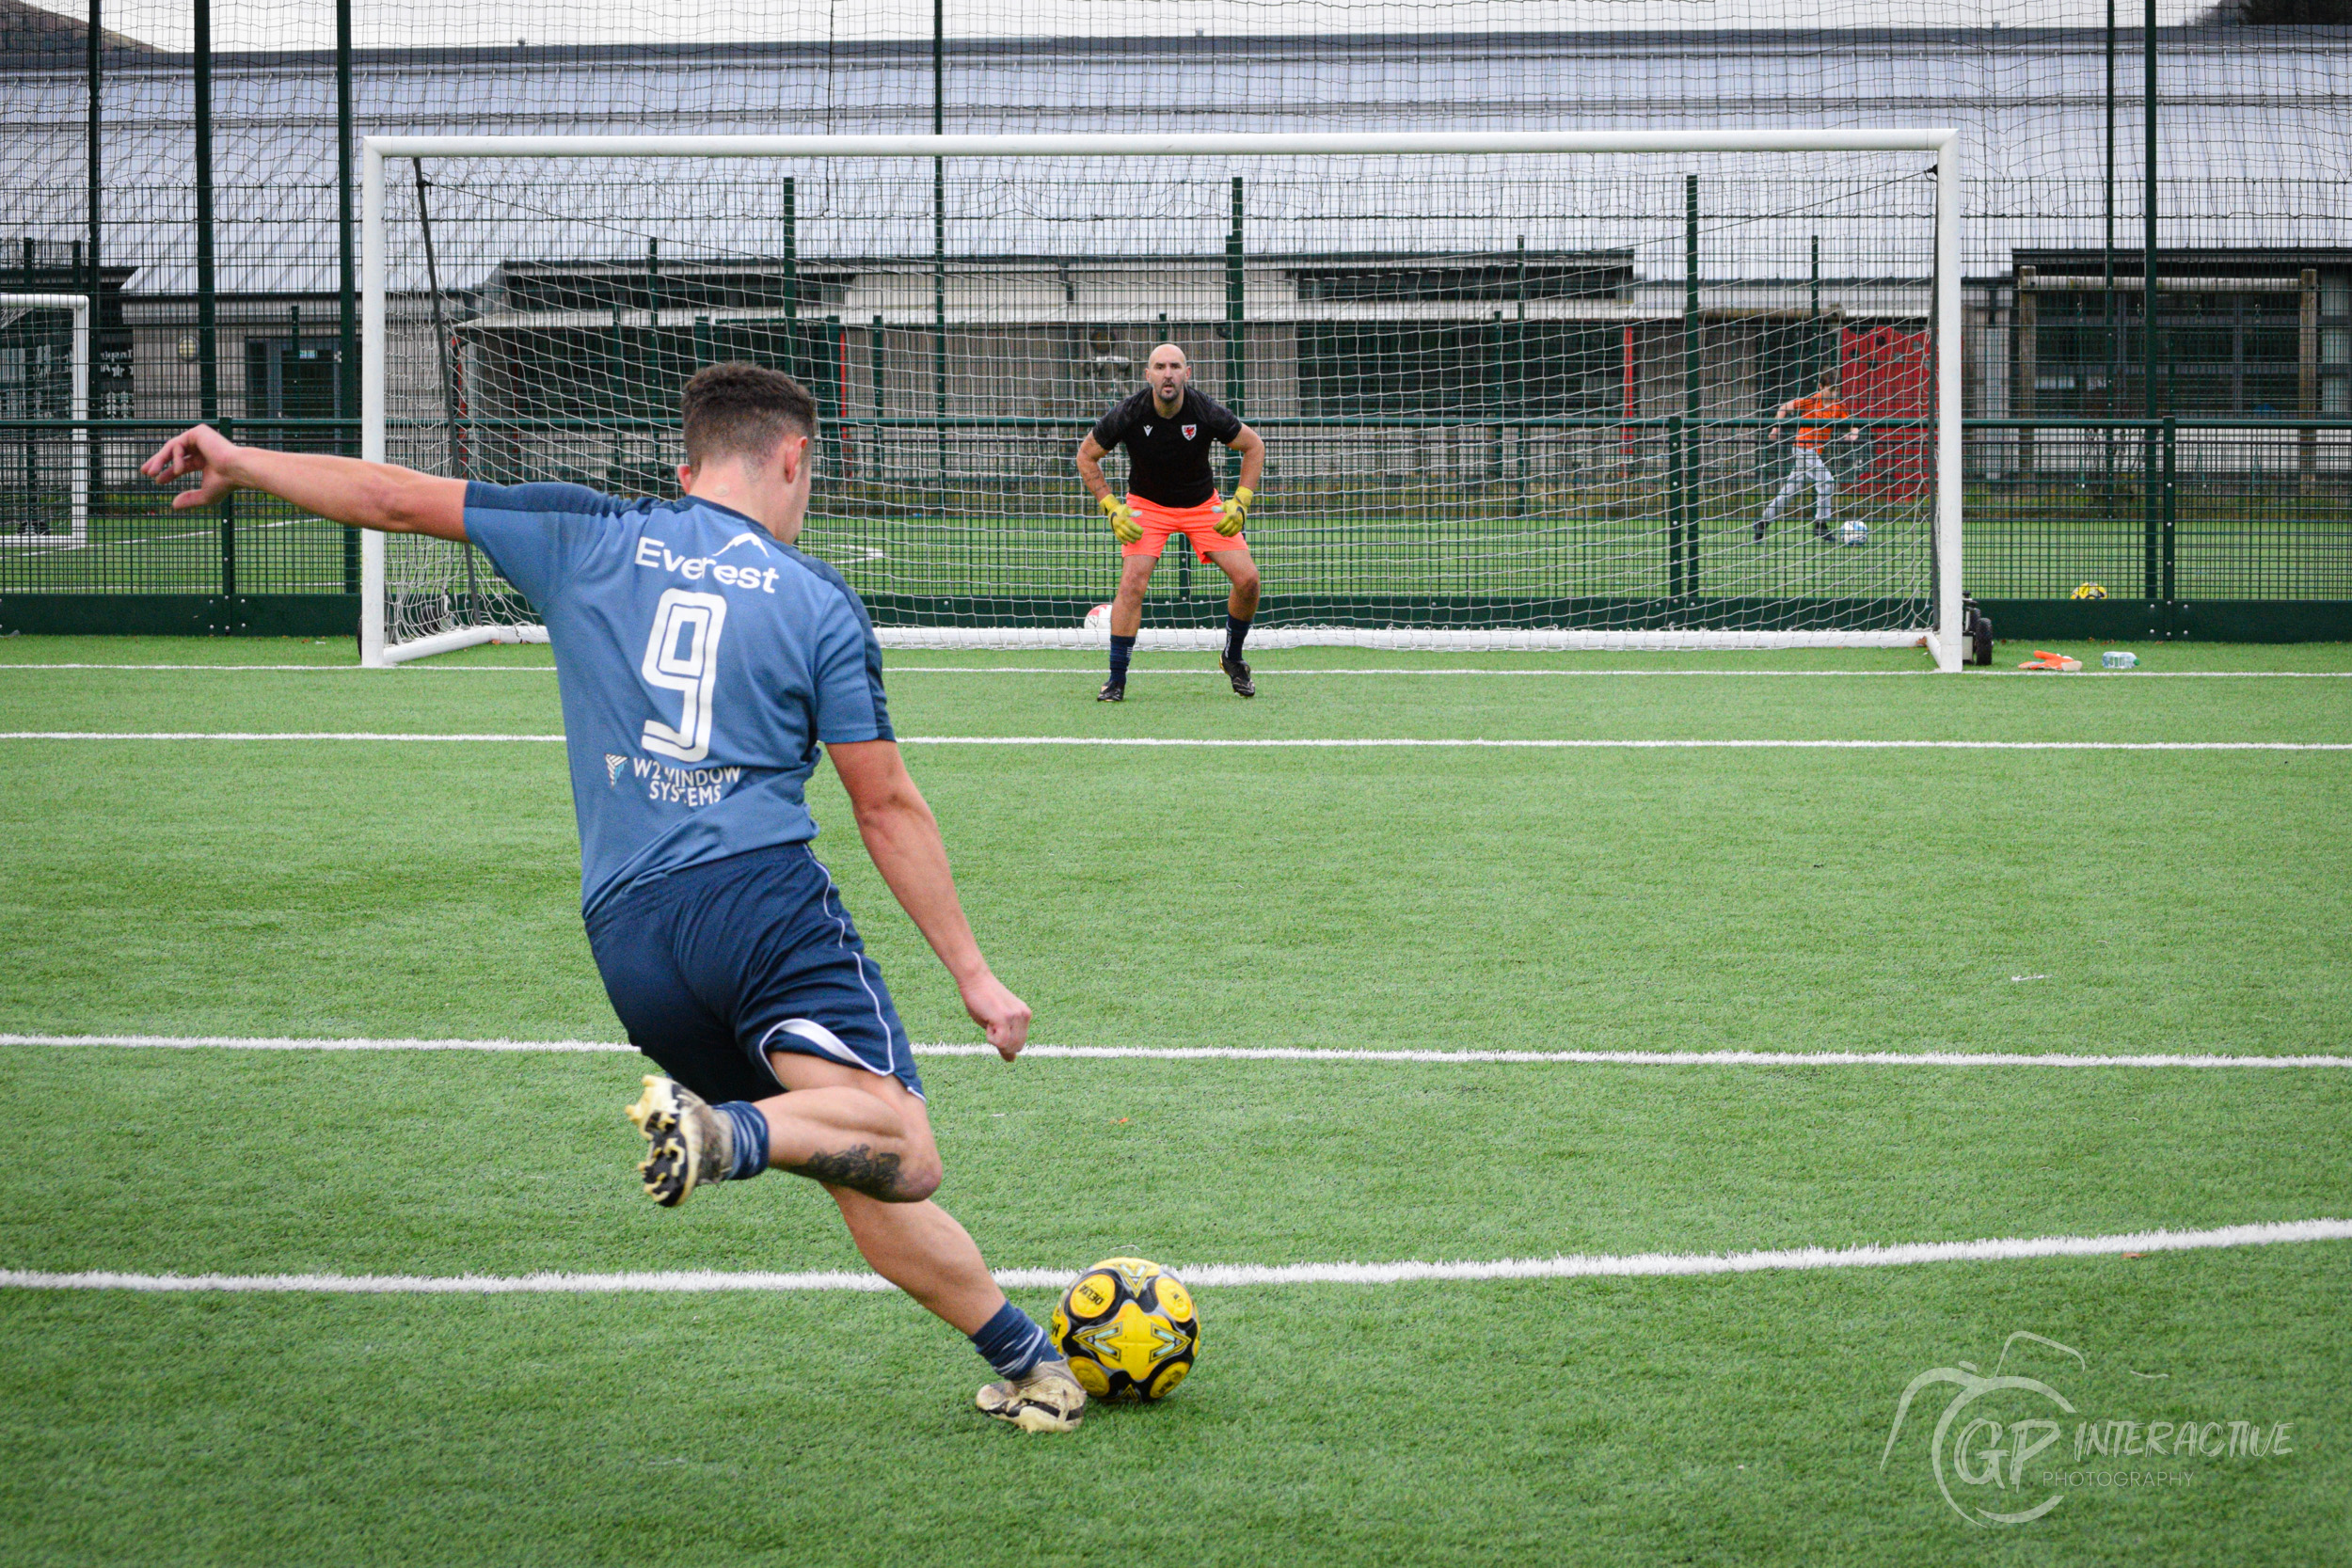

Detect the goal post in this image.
[360,131,1963,669]
[1,293,91,546]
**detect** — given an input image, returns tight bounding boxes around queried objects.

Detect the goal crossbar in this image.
[360,131,1963,669]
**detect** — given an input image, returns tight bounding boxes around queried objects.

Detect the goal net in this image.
[361,134,1960,665]
[0,293,89,546]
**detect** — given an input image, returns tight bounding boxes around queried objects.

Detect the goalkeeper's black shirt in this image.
[1089,388,1243,509]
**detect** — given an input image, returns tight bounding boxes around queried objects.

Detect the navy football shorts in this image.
[584,841,923,1103]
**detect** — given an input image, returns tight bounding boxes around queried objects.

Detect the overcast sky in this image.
[97,0,2216,55]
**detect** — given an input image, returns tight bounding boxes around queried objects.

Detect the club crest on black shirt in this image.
[1089,388,1243,509]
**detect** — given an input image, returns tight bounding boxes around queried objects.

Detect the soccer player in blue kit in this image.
[142,364,1089,1433]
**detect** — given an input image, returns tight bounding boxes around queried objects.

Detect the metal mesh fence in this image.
[2,0,2347,634]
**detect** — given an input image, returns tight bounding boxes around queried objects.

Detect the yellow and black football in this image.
[1051,1256,1200,1402]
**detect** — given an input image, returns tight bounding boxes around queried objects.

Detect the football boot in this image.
[625,1075,733,1208]
[1097,679,1125,703]
[976,1357,1089,1433]
[1220,656,1255,698]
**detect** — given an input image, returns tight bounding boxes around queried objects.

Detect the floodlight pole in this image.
[2143,0,2163,622]
[86,0,100,505]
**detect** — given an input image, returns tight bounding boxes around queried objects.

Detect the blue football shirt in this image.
[463,482,893,917]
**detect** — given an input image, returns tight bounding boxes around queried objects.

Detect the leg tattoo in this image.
[784,1143,912,1201]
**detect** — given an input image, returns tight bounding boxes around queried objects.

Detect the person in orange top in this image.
[1756,369,1861,542]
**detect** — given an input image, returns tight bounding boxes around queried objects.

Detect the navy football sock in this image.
[711,1100,771,1181]
[1224,613,1251,664]
[969,1299,1056,1380]
[1109,633,1136,685]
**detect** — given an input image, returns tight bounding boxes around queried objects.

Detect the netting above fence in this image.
[0,0,2346,630]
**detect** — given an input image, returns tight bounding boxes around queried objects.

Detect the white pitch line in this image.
[5,1218,2345,1296]
[894,736,2352,752]
[6,1034,2346,1069]
[2,732,2347,751]
[877,668,2352,680]
[0,731,566,742]
[2,663,2347,679]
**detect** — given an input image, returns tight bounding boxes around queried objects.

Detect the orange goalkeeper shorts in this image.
[1122,494,1245,561]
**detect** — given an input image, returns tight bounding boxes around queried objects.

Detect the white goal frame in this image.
[360,131,1963,670]
[0,293,90,546]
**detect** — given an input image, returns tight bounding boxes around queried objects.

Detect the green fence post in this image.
[781,177,797,381]
[1809,234,1820,366]
[337,0,358,593]
[867,314,883,506]
[1514,233,1530,520]
[824,312,841,481]
[1668,414,1685,600]
[930,0,947,562]
[2141,0,2159,498]
[932,182,946,532]
[607,304,627,483]
[1226,174,1245,496]
[86,0,103,515]
[196,0,231,606]
[1486,309,1502,487]
[2160,414,2177,612]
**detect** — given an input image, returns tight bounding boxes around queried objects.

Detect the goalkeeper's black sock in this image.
[1224,613,1252,665]
[1109,633,1136,686]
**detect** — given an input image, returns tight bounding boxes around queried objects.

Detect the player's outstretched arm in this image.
[142,423,467,540]
[828,738,1032,1060]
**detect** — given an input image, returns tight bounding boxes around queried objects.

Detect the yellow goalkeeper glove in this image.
[1100,493,1141,545]
[1216,485,1253,537]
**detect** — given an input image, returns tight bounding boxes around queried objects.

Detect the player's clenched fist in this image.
[959,972,1033,1061]
[1100,492,1141,545]
[1216,484,1253,537]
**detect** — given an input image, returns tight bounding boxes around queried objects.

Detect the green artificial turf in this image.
[0,639,2346,1564]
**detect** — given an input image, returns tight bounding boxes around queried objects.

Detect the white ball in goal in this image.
[1837,520,1871,547]
[1083,603,1113,636]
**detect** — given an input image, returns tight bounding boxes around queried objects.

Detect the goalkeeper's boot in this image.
[626,1074,733,1208]
[1097,679,1125,703]
[1221,655,1256,698]
[976,1358,1088,1433]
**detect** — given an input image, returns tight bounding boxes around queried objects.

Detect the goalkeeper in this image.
[1075,343,1266,701]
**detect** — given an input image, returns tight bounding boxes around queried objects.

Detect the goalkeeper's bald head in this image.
[1146,343,1191,406]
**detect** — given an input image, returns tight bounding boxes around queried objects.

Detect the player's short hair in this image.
[680,362,816,469]
[1818,368,1841,388]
